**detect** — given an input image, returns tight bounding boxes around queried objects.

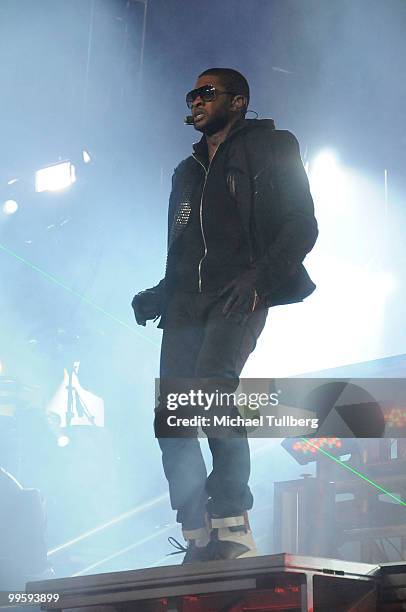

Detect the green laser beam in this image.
[0,241,159,347]
[300,437,406,506]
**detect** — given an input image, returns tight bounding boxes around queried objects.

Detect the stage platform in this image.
[25,553,384,612]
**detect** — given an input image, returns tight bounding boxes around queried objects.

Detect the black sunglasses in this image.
[186,84,237,109]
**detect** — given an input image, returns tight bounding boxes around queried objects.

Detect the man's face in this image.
[188,74,237,135]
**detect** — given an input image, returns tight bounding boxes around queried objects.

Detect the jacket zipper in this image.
[192,151,217,292]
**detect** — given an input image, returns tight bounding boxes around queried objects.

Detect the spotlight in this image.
[57,435,70,448]
[311,150,339,175]
[82,150,91,164]
[308,149,344,206]
[3,200,18,215]
[35,161,76,193]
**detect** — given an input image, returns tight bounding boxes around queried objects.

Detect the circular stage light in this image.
[3,200,18,215]
[57,435,70,447]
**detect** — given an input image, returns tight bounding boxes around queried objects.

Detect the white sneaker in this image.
[208,512,258,560]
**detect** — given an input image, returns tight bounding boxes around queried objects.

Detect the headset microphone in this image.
[184,115,194,125]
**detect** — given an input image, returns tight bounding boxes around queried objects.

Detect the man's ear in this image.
[231,95,247,114]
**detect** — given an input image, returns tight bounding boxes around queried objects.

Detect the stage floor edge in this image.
[25,553,382,612]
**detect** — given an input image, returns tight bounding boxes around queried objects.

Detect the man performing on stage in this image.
[132,68,318,563]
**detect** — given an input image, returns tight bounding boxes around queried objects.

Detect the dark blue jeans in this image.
[154,291,268,530]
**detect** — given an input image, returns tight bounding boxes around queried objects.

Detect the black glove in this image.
[219,268,259,317]
[131,286,163,326]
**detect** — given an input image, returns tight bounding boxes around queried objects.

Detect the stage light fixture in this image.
[311,150,339,175]
[3,200,18,215]
[35,161,76,193]
[82,150,91,164]
[57,435,70,447]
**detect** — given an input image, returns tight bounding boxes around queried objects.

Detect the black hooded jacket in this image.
[152,118,318,326]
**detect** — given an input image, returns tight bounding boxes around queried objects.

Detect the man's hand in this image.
[219,269,259,317]
[131,288,162,326]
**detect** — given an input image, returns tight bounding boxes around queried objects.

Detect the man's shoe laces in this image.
[167,536,188,556]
